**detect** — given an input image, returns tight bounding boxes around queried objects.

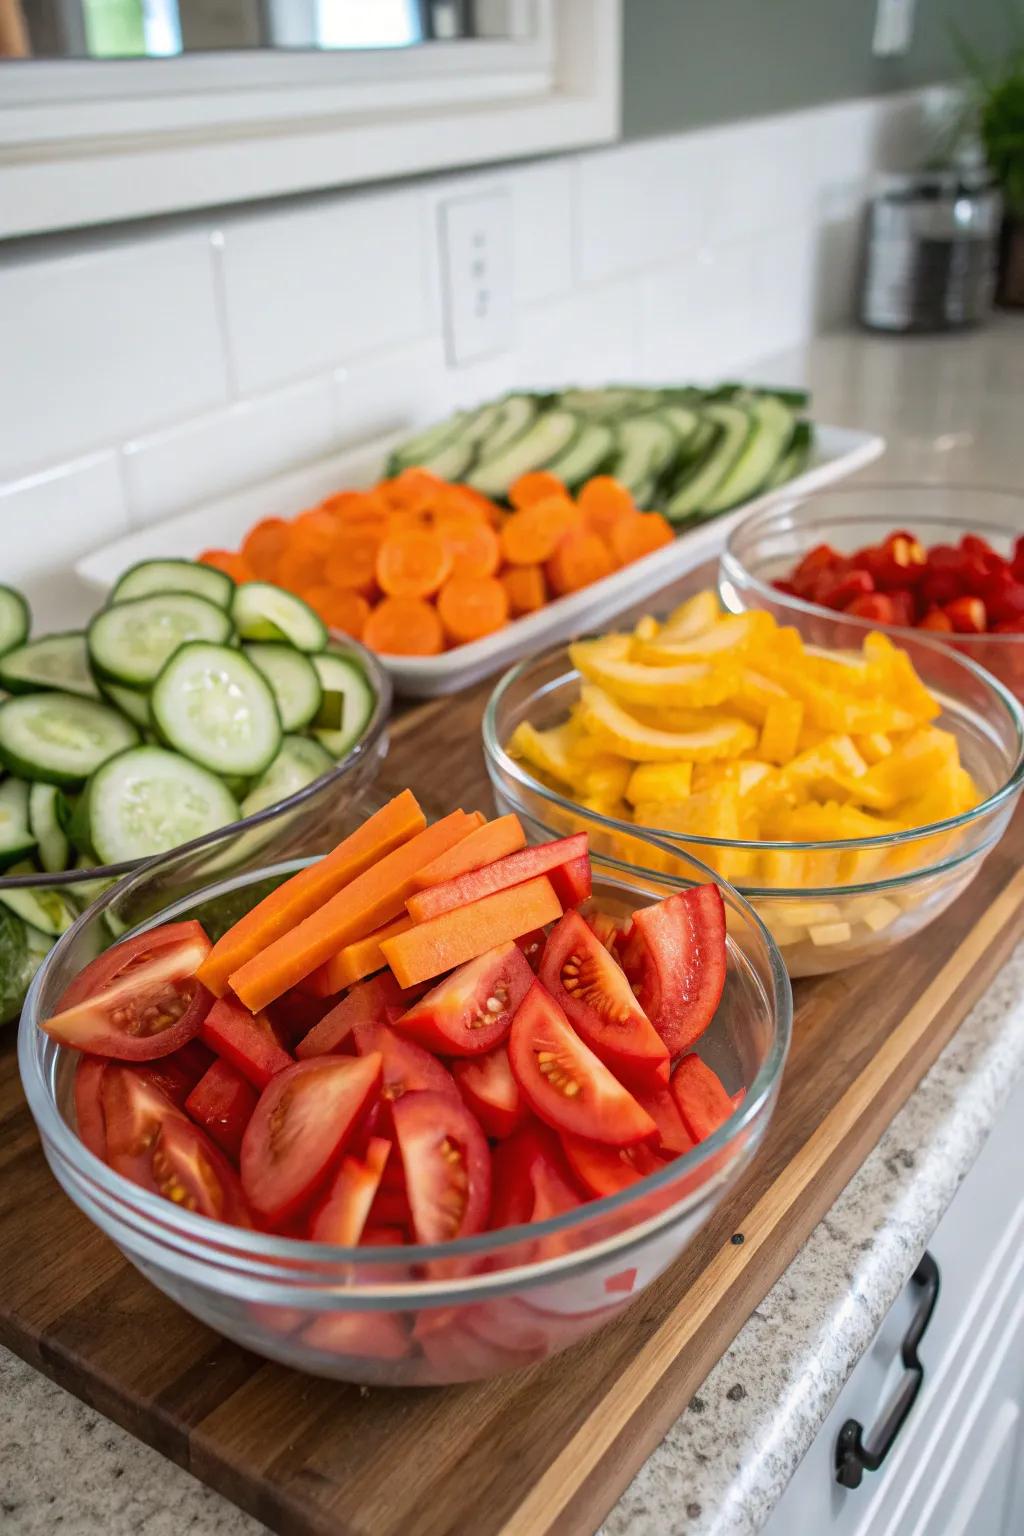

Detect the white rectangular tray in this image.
[77,423,884,697]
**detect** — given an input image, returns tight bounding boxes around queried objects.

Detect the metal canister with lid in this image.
[860,171,1001,332]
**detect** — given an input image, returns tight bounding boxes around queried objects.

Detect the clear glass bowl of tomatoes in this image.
[19,814,790,1386]
[720,485,1024,701]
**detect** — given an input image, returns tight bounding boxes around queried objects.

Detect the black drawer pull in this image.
[835,1250,940,1490]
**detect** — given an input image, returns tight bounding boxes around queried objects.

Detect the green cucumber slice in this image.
[0,632,100,699]
[243,643,322,732]
[388,411,469,473]
[0,694,139,786]
[88,592,233,688]
[0,906,29,1025]
[87,745,240,865]
[311,653,375,759]
[0,777,35,870]
[151,642,282,777]
[764,421,813,489]
[0,587,30,661]
[97,680,152,731]
[28,782,70,872]
[240,735,335,817]
[231,583,327,653]
[475,395,540,458]
[664,405,752,522]
[0,863,77,936]
[701,395,796,515]
[607,414,679,499]
[468,410,580,499]
[545,421,616,490]
[111,558,234,609]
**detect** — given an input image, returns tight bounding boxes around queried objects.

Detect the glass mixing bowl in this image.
[19,824,790,1386]
[0,633,390,1026]
[483,635,1024,977]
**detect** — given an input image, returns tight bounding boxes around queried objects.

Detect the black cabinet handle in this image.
[835,1250,940,1489]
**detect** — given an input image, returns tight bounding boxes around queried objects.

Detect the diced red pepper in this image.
[920,607,954,632]
[200,997,293,1089]
[185,1058,258,1161]
[813,568,874,610]
[944,595,987,634]
[845,592,895,624]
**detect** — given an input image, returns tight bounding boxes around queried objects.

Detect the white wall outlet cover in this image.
[873,0,916,57]
[439,190,515,367]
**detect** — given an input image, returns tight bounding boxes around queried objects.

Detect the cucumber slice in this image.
[111,558,234,610]
[88,592,233,688]
[764,421,813,489]
[28,782,70,873]
[231,583,327,653]
[0,906,29,1025]
[241,734,335,817]
[545,420,616,491]
[311,653,375,758]
[243,643,322,732]
[97,680,152,731]
[417,434,477,482]
[468,410,581,499]
[0,863,77,936]
[609,414,679,499]
[0,778,35,870]
[701,395,795,515]
[475,395,540,458]
[559,388,662,417]
[664,405,752,522]
[0,587,30,661]
[151,642,282,777]
[658,404,702,448]
[87,745,240,865]
[0,632,100,699]
[388,411,469,473]
[0,694,139,786]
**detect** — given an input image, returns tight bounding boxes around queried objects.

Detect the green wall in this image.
[622,0,1020,138]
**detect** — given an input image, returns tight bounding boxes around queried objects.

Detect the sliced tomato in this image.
[414,1311,532,1381]
[515,928,546,972]
[150,1114,252,1224]
[304,1308,410,1360]
[353,1020,459,1105]
[362,1224,406,1246]
[102,1065,186,1186]
[508,982,657,1147]
[184,1058,259,1161]
[547,854,592,907]
[539,910,668,1085]
[669,1054,734,1142]
[367,1184,413,1229]
[404,833,589,923]
[200,996,293,1089]
[631,1079,695,1156]
[309,1136,391,1245]
[585,910,625,956]
[393,942,533,1057]
[561,1133,668,1197]
[267,989,338,1048]
[54,921,211,1013]
[240,1053,383,1227]
[391,1089,491,1243]
[294,972,404,1059]
[42,928,213,1062]
[489,1121,581,1231]
[74,1056,108,1160]
[621,884,727,1056]
[451,1044,528,1139]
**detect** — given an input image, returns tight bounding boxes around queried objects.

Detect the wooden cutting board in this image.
[2,574,1024,1536]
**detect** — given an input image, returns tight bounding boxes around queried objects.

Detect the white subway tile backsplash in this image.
[575,134,710,285]
[702,114,816,244]
[510,161,576,306]
[0,232,229,479]
[333,337,449,446]
[639,244,760,384]
[0,452,128,583]
[513,280,640,390]
[219,188,430,396]
[122,377,337,528]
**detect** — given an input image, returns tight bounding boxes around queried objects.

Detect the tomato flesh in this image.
[151,1114,252,1225]
[669,1054,734,1142]
[240,1052,383,1226]
[489,1122,581,1231]
[102,1065,185,1188]
[561,1134,667,1197]
[304,1308,410,1360]
[200,996,293,1088]
[631,1079,695,1156]
[42,930,213,1061]
[294,972,404,1059]
[309,1136,390,1245]
[622,884,727,1056]
[394,942,533,1057]
[74,1056,108,1160]
[391,1089,491,1243]
[539,910,668,1084]
[184,1058,258,1161]
[508,981,657,1147]
[352,1020,459,1105]
[451,1045,528,1139]
[54,921,210,1013]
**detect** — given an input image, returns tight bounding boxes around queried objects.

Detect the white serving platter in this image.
[77,423,884,697]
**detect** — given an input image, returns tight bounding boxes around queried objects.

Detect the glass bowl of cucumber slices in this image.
[0,560,390,1025]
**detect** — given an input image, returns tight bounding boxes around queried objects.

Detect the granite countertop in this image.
[3,317,1024,1535]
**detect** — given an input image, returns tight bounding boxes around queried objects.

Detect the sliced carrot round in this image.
[509,470,567,510]
[303,586,370,638]
[376,531,453,598]
[577,476,635,536]
[436,574,509,645]
[363,596,445,656]
[383,468,446,510]
[545,529,615,596]
[325,531,382,596]
[277,540,329,594]
[439,519,501,580]
[500,564,547,616]
[609,512,675,566]
[321,490,389,524]
[199,549,254,582]
[499,498,582,566]
[293,508,340,549]
[241,518,289,580]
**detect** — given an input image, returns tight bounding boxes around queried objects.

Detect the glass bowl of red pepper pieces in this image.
[720,486,1024,701]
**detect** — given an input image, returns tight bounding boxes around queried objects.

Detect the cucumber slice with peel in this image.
[241,735,335,817]
[0,632,99,699]
[545,421,615,490]
[664,405,751,522]
[88,592,233,688]
[243,643,322,732]
[231,583,327,653]
[97,680,152,731]
[111,558,234,609]
[311,653,375,759]
[0,777,35,869]
[0,693,138,785]
[87,746,240,865]
[0,587,30,661]
[29,782,70,872]
[0,862,77,936]
[151,642,282,778]
[701,395,795,514]
[467,410,580,499]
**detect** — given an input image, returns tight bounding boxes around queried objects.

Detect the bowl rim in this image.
[722,486,1024,649]
[0,631,392,893]
[18,849,792,1294]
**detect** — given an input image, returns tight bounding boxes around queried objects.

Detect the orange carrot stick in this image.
[409,814,525,895]
[229,811,476,1011]
[197,790,426,997]
[381,875,563,988]
[320,913,414,990]
[362,596,444,656]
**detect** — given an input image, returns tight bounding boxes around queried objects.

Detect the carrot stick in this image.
[362,596,445,656]
[409,814,525,896]
[381,875,563,988]
[196,790,426,997]
[545,529,615,596]
[320,913,414,989]
[500,564,547,615]
[436,574,509,645]
[403,831,588,925]
[229,811,476,1011]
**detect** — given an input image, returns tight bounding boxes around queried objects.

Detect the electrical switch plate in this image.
[873,0,916,56]
[439,190,514,366]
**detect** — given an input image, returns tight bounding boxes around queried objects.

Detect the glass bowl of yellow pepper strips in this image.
[483,591,1024,976]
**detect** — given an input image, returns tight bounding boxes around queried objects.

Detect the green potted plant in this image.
[956,27,1024,305]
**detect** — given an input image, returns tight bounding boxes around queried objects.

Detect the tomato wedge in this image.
[391,1089,491,1243]
[669,1054,734,1142]
[102,1065,184,1186]
[304,1308,410,1360]
[621,884,727,1055]
[184,1058,258,1161]
[539,911,669,1084]
[393,942,533,1057]
[294,972,404,1059]
[309,1136,391,1245]
[54,921,210,1013]
[508,982,657,1147]
[74,1056,108,1160]
[42,927,213,1062]
[353,1020,459,1104]
[200,997,293,1089]
[451,1044,528,1139]
[632,1079,695,1156]
[240,1053,383,1227]
[561,1134,667,1197]
[515,928,546,972]
[489,1122,581,1232]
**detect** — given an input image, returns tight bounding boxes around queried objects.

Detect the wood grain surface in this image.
[2,576,1023,1536]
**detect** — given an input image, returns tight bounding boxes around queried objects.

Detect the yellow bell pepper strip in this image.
[577,685,758,763]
